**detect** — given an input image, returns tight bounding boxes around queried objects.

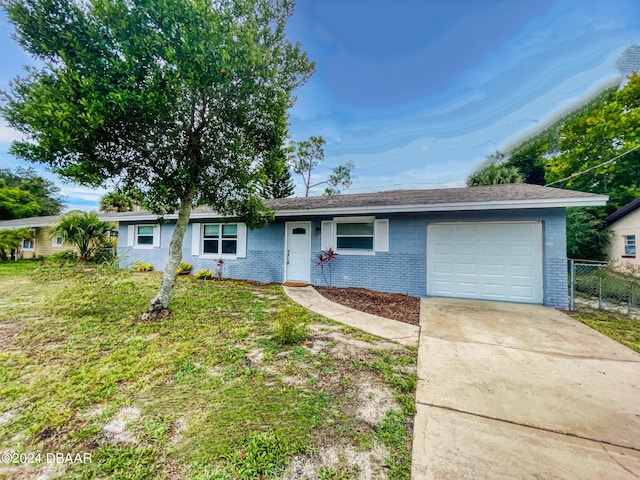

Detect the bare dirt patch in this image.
[316,286,420,325]
[102,406,141,444]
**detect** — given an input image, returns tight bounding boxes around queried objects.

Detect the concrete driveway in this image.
[412,298,640,480]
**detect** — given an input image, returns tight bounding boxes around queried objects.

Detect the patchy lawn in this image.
[570,308,640,354]
[0,261,416,480]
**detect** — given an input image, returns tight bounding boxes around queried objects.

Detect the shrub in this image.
[273,309,308,345]
[224,431,305,479]
[48,211,115,261]
[131,261,154,272]
[176,261,193,275]
[48,250,78,261]
[194,269,213,280]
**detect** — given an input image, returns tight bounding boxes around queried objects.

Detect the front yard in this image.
[570,308,640,354]
[0,261,417,479]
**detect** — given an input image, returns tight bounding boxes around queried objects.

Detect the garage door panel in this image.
[457,262,479,275]
[427,222,543,304]
[483,244,504,255]
[432,243,453,255]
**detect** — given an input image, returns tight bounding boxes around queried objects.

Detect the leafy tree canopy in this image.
[1,0,313,312]
[259,145,295,198]
[541,74,640,212]
[99,189,143,212]
[0,178,40,219]
[0,167,65,218]
[466,161,524,187]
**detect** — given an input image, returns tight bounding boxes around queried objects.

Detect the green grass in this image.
[0,260,417,479]
[571,308,640,354]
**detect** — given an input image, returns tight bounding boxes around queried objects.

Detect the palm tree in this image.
[467,163,524,186]
[0,227,35,260]
[49,211,115,261]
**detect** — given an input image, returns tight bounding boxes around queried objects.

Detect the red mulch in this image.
[315,286,420,326]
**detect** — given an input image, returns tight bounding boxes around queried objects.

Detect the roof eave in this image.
[106,196,608,222]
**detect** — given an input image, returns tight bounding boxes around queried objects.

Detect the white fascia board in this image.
[107,196,608,222]
[0,223,50,229]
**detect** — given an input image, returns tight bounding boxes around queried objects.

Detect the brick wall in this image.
[117,208,568,307]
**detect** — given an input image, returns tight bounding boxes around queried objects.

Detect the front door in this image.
[285,222,311,283]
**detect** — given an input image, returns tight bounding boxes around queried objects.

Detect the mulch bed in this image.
[315,286,420,326]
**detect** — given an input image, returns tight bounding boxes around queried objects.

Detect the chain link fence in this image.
[569,259,640,316]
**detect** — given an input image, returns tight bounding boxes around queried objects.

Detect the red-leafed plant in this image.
[315,247,338,286]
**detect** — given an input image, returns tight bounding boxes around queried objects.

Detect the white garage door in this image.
[427,222,543,304]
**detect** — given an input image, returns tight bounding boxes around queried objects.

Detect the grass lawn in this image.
[570,308,640,354]
[0,261,417,479]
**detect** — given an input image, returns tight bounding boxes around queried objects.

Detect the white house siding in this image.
[607,207,640,266]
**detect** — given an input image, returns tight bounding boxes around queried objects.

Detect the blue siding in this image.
[117,208,568,307]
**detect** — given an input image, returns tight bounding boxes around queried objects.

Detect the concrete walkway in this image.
[412,297,640,479]
[283,285,420,346]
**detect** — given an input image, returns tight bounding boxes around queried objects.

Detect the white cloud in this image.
[0,122,23,143]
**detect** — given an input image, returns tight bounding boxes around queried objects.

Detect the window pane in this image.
[292,228,306,235]
[137,235,153,245]
[222,239,237,254]
[223,224,237,237]
[138,225,154,235]
[625,235,636,254]
[204,225,219,237]
[336,222,373,236]
[337,237,373,250]
[203,239,219,254]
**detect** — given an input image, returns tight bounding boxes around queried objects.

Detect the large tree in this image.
[466,162,524,187]
[259,145,295,198]
[0,178,40,219]
[290,136,354,196]
[545,73,640,212]
[0,167,65,216]
[2,0,314,314]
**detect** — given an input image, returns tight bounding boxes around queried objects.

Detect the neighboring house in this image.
[615,45,640,87]
[0,215,69,259]
[108,184,607,308]
[0,215,119,259]
[604,198,640,266]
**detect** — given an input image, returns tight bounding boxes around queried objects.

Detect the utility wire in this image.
[546,144,640,187]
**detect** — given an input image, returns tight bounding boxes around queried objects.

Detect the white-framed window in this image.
[126,224,160,248]
[203,224,238,255]
[22,238,35,250]
[52,236,64,247]
[321,217,389,255]
[336,221,374,251]
[624,235,636,255]
[136,225,155,245]
[191,222,246,258]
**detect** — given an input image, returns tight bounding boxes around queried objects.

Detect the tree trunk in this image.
[147,188,195,315]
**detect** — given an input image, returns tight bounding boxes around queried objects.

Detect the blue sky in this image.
[1,0,639,209]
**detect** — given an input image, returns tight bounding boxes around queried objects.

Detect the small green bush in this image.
[194,269,213,280]
[273,309,308,345]
[224,431,305,479]
[177,261,193,275]
[131,261,154,272]
[48,250,78,261]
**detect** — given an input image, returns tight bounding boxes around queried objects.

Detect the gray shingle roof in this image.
[264,183,602,211]
[98,184,607,221]
[0,215,61,229]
